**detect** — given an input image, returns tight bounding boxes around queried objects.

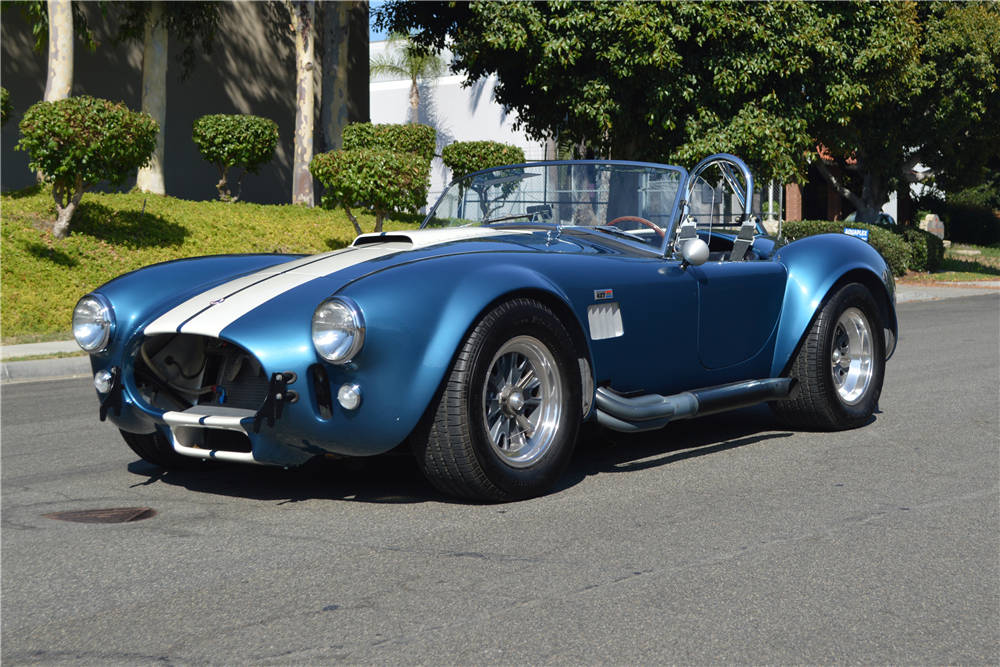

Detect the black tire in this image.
[119,428,221,471]
[411,298,582,501]
[771,283,885,430]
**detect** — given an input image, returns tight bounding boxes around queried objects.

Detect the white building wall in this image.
[369,39,547,211]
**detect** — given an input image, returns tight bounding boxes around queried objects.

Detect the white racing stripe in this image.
[144,228,531,338]
[144,243,411,337]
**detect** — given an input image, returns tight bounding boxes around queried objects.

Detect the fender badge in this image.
[210,297,227,306]
[594,289,613,300]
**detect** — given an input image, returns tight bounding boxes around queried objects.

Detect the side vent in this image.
[588,302,624,340]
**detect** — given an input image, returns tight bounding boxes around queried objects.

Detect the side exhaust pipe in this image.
[595,378,800,433]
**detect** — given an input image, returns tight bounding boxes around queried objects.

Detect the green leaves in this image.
[19,96,158,188]
[441,141,526,181]
[343,123,437,162]
[1,87,11,127]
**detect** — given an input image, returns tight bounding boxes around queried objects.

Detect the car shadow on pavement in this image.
[125,404,797,505]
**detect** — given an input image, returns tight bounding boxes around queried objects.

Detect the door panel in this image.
[689,261,786,369]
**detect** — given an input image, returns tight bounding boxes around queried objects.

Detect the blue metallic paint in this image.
[770,233,897,378]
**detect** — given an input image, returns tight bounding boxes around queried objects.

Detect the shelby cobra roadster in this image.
[74,154,896,501]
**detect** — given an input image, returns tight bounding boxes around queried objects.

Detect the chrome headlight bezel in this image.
[311,297,365,364]
[72,294,115,353]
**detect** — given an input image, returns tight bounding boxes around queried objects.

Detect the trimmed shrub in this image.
[17,95,158,238]
[342,122,436,162]
[889,226,945,273]
[441,140,526,181]
[783,220,912,277]
[310,148,431,235]
[1,87,11,126]
[192,114,279,202]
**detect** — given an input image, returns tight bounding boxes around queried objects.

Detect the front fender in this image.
[323,252,589,453]
[771,233,897,377]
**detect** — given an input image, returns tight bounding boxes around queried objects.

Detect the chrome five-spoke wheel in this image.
[483,336,563,467]
[830,307,874,406]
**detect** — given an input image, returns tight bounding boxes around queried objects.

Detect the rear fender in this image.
[772,234,897,377]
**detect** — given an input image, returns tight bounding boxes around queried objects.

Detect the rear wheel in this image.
[771,283,885,430]
[120,429,220,471]
[411,298,581,501]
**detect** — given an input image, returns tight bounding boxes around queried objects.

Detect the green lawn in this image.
[899,242,1000,283]
[1,185,421,340]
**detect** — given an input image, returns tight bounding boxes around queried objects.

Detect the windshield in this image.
[422,161,685,249]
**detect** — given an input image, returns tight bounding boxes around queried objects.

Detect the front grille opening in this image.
[204,429,253,453]
[136,335,269,412]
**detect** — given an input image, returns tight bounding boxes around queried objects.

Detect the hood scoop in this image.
[352,227,530,249]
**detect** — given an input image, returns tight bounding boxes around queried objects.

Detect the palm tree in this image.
[370,33,446,124]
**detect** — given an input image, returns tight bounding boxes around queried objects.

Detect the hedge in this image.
[782,220,911,277]
[342,122,436,162]
[441,140,526,181]
[889,226,944,273]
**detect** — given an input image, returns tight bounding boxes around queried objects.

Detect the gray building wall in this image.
[0,1,369,205]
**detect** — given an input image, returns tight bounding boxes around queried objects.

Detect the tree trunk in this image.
[320,1,351,152]
[409,78,419,124]
[44,0,73,102]
[136,1,167,195]
[814,149,893,224]
[42,1,73,184]
[51,174,85,239]
[290,0,316,206]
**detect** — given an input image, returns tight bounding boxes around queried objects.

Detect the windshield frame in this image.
[421,160,690,257]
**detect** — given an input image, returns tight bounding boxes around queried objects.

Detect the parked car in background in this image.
[845,211,897,226]
[74,154,897,501]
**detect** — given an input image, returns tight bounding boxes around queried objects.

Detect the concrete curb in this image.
[1,356,92,384]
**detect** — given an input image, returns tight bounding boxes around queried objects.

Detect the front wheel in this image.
[411,298,582,501]
[771,283,886,430]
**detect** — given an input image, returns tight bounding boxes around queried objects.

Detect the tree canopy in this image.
[377,1,1000,218]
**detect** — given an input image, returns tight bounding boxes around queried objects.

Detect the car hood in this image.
[143,226,647,338]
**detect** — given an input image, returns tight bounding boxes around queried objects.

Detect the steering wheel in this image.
[605,216,665,238]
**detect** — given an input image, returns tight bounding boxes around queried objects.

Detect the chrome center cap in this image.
[832,350,842,364]
[499,386,526,416]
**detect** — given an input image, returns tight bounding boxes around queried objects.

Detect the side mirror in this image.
[681,238,709,267]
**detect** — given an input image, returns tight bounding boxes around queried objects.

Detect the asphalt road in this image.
[2,295,998,666]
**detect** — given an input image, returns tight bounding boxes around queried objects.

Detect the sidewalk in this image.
[1,282,997,384]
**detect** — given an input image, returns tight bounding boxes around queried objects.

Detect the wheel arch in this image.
[476,286,596,419]
[772,234,898,378]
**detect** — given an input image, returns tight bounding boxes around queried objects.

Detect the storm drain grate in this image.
[43,508,157,524]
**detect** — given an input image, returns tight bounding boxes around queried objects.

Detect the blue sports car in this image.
[74,154,896,501]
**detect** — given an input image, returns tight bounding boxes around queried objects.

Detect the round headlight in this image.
[312,297,365,364]
[73,295,114,353]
